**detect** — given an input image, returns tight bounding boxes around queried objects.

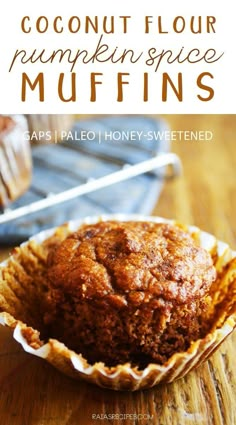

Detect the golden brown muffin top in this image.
[47,221,216,307]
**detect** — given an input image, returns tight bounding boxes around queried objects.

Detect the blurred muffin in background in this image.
[25,114,75,144]
[0,115,32,209]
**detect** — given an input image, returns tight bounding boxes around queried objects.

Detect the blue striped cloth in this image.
[0,116,170,245]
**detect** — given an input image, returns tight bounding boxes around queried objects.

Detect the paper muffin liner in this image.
[0,214,236,391]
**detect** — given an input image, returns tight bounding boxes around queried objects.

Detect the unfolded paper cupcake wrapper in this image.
[0,214,236,391]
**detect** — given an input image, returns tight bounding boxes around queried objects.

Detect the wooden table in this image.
[0,115,236,425]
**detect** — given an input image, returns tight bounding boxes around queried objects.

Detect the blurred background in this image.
[0,114,235,253]
[157,115,236,246]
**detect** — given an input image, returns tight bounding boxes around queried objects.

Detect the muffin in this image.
[0,115,32,208]
[0,215,236,390]
[25,114,74,143]
[44,220,216,367]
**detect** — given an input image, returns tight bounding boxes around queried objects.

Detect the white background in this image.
[0,0,235,113]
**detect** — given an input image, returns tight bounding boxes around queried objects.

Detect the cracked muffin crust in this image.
[44,220,216,367]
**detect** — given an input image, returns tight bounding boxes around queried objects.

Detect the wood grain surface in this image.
[0,115,236,425]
